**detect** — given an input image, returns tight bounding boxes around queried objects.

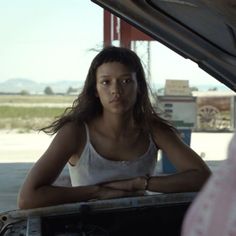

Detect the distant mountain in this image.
[0,78,232,94]
[49,80,84,93]
[0,78,84,94]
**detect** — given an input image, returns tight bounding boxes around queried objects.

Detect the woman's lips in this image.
[110,96,121,103]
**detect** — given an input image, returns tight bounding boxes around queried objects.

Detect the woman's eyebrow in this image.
[117,73,134,78]
[97,75,110,78]
[98,73,132,78]
[120,73,132,76]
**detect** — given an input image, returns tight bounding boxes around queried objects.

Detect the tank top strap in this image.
[84,123,90,143]
[148,133,159,150]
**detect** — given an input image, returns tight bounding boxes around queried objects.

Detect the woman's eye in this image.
[122,78,131,84]
[101,80,109,85]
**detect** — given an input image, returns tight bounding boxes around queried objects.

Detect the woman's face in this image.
[96,62,138,115]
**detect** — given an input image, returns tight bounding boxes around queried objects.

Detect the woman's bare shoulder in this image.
[150,118,178,146]
[59,121,85,134]
[151,117,175,134]
[55,121,86,151]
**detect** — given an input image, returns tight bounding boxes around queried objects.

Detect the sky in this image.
[0,0,230,90]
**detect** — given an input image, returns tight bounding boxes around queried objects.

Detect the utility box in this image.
[158,95,197,129]
[157,80,197,173]
[158,95,197,173]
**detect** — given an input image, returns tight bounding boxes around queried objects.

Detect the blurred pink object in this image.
[182,132,236,236]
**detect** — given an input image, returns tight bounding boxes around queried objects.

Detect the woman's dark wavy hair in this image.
[41,46,174,134]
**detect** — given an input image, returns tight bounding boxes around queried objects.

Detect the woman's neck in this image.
[96,112,137,139]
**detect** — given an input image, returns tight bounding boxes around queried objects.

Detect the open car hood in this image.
[92,0,236,91]
[0,193,196,235]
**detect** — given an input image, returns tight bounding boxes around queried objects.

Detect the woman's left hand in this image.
[100,176,147,191]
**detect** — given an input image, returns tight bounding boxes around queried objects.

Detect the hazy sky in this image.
[0,0,229,89]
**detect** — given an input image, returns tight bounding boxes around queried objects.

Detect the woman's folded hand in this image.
[99,176,148,191]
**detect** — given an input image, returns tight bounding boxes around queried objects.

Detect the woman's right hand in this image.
[96,185,145,200]
[99,176,148,192]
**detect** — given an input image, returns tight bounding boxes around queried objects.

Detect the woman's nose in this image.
[111,82,121,94]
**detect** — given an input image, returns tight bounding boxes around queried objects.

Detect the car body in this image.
[0,1,235,235]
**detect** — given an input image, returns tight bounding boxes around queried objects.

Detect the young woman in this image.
[18,46,210,209]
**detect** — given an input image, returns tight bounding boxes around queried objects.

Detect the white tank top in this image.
[68,124,158,186]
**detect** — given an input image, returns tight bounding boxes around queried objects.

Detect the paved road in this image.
[0,162,69,212]
[0,131,234,213]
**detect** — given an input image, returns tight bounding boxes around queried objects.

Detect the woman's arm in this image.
[18,122,89,209]
[17,123,113,208]
[148,123,211,192]
[18,122,148,209]
[101,124,211,193]
[100,177,148,191]
[18,122,143,209]
[18,183,143,209]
